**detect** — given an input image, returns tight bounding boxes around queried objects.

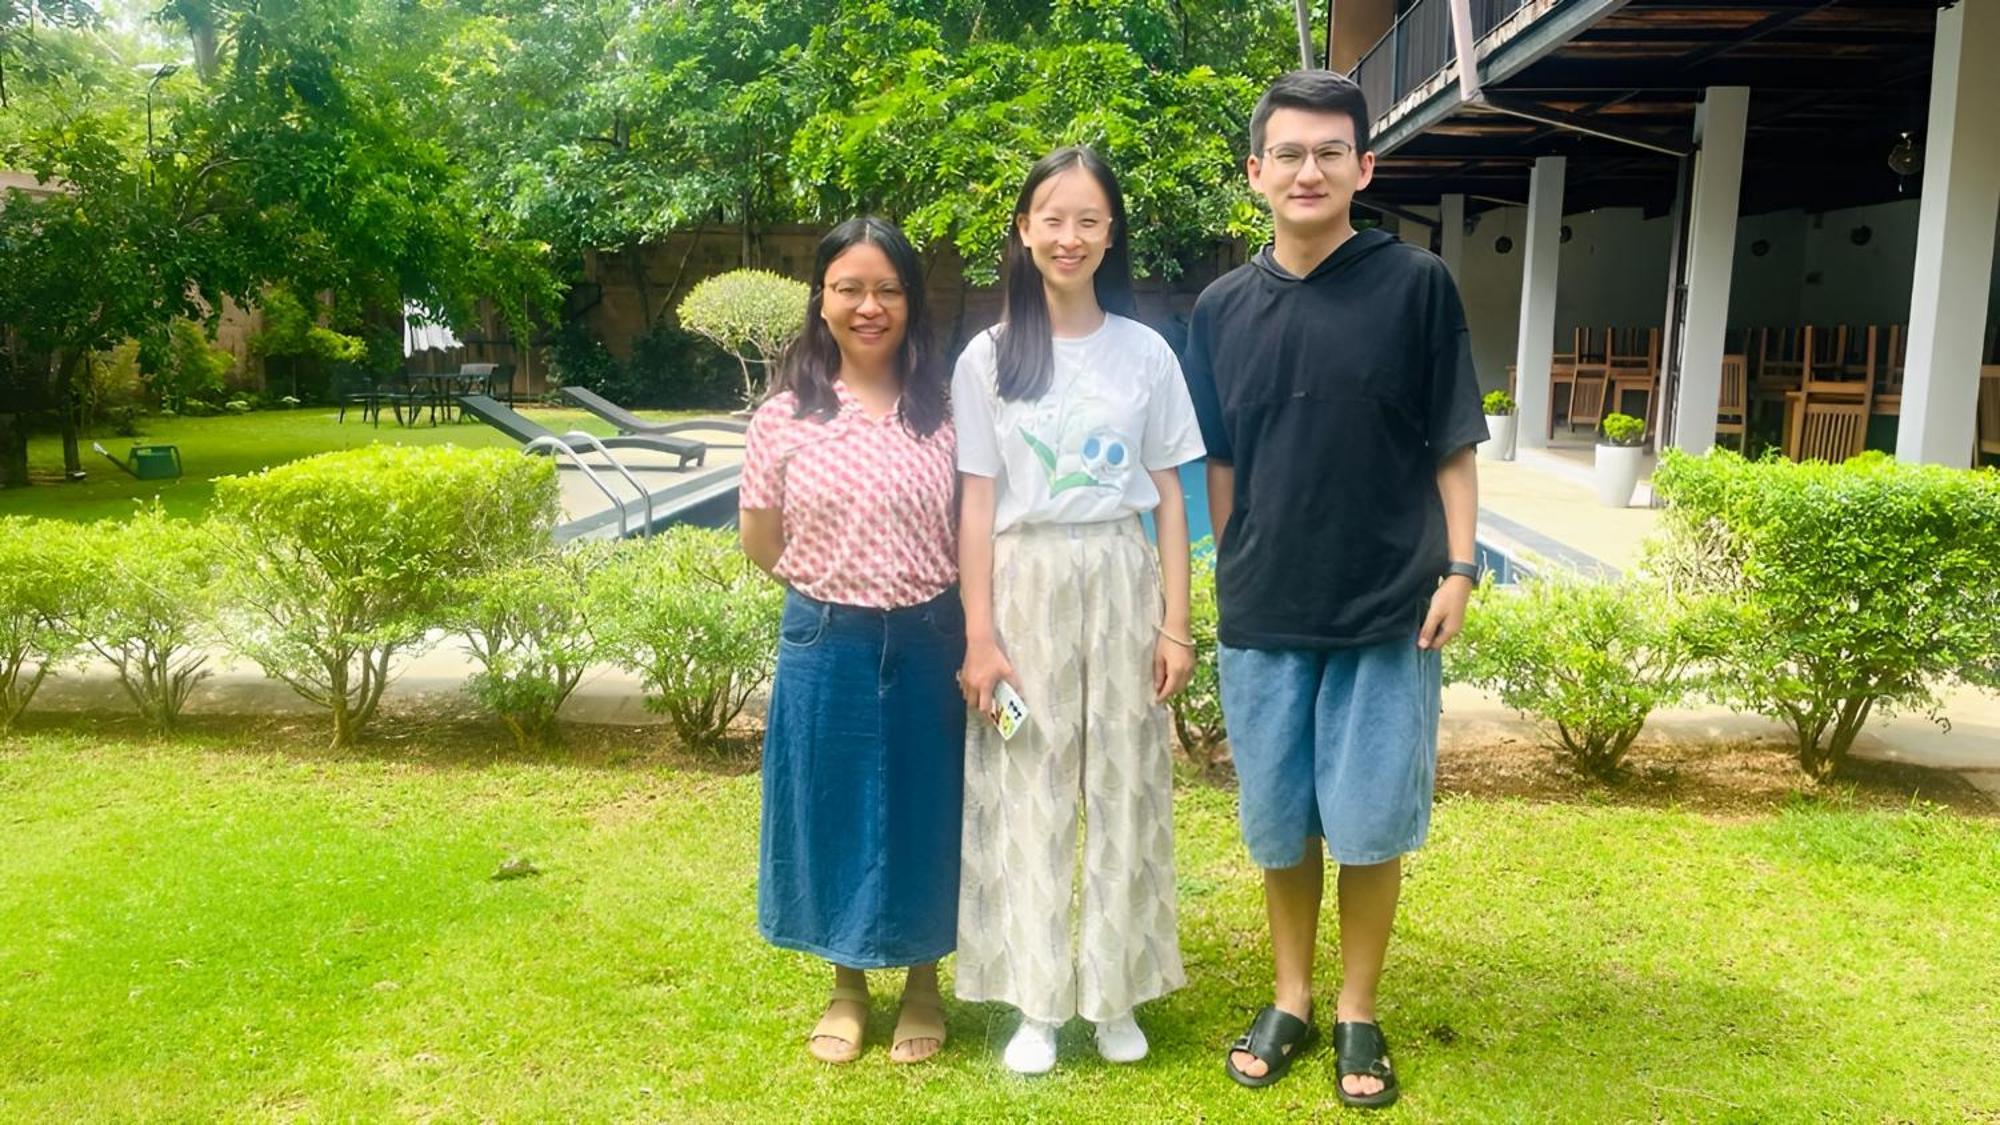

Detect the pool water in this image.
[1148,462,1527,585]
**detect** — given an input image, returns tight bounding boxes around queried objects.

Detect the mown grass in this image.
[2,723,1996,1122]
[0,405,703,524]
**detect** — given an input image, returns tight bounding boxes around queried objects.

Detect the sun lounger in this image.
[455,394,707,469]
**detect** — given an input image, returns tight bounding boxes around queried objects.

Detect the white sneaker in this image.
[1093,1012,1148,1063]
[1003,1017,1060,1075]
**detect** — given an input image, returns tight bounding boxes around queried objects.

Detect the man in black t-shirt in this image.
[1183,70,1485,1109]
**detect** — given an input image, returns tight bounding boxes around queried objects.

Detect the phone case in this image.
[992,681,1030,741]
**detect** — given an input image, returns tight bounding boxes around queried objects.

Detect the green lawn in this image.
[2,724,1996,1121]
[1,405,704,524]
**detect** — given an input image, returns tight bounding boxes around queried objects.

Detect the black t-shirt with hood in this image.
[1182,229,1487,650]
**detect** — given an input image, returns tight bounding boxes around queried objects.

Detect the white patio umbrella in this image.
[401,302,463,356]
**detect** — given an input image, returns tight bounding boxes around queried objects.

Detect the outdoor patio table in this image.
[405,371,486,425]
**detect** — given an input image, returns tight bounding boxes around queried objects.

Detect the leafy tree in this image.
[0,108,218,486]
[0,0,98,110]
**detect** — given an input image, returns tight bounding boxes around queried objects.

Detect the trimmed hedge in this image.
[1451,576,1716,781]
[1166,540,1227,770]
[445,544,611,752]
[71,504,223,731]
[595,526,783,751]
[1651,449,2000,779]
[214,445,559,747]
[0,517,84,733]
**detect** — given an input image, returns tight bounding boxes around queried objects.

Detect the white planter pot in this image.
[1595,443,1644,507]
[1479,413,1518,462]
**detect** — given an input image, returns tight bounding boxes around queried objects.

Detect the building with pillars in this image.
[1328,0,1998,467]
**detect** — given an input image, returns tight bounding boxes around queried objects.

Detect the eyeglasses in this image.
[825,281,907,306]
[1262,143,1356,176]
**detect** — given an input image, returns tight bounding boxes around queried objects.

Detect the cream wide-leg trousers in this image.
[954,518,1186,1024]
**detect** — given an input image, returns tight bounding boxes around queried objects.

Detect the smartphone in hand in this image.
[992,681,1029,741]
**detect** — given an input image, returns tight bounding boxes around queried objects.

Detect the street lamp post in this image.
[144,63,181,186]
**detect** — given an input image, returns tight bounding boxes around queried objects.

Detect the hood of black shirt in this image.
[1250,227,1399,285]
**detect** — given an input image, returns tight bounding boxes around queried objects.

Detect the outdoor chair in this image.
[1567,369,1609,435]
[1547,326,1606,438]
[559,386,749,439]
[1792,398,1868,464]
[336,370,414,427]
[1715,354,1748,452]
[455,393,707,468]
[1879,324,1907,399]
[1977,366,2000,463]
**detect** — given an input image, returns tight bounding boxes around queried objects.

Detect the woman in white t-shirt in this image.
[952,145,1205,1075]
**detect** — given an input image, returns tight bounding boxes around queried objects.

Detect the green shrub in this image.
[214,445,558,747]
[1167,540,1227,769]
[1482,390,1516,416]
[1650,449,2000,779]
[676,270,808,406]
[0,518,85,733]
[143,319,234,414]
[1450,576,1710,781]
[1600,413,1646,447]
[594,527,782,750]
[71,504,222,731]
[549,321,739,410]
[446,546,610,751]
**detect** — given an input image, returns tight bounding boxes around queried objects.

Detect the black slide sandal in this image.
[1333,1020,1400,1109]
[1225,1005,1318,1089]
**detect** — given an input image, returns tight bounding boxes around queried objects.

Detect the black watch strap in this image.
[1444,560,1480,583]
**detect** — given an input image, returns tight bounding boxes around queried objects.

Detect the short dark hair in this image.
[1250,69,1372,156]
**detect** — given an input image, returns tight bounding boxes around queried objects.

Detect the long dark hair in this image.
[995,145,1138,402]
[771,216,948,438]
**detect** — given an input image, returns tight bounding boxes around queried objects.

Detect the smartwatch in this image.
[1443,559,1480,584]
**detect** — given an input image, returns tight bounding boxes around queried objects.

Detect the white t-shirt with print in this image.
[952,313,1207,534]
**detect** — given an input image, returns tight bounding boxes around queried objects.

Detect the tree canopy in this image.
[0,0,1313,483]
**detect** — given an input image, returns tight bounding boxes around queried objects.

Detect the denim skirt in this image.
[757,587,967,968]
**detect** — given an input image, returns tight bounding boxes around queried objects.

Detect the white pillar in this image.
[1515,156,1565,448]
[1671,87,1750,456]
[1440,193,1466,279]
[1898,0,2000,466]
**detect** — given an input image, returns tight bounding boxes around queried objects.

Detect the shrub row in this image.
[1451,450,2000,781]
[0,445,781,751]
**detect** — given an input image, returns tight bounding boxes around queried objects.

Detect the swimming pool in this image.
[662,460,1535,585]
[1148,462,1533,585]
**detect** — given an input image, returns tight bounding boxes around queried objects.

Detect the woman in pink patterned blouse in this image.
[739,217,964,1066]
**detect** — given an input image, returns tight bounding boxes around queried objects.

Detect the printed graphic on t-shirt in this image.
[1016,392,1135,497]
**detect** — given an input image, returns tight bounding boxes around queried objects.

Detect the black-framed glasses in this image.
[1263,143,1356,175]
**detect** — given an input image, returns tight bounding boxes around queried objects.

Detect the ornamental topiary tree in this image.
[1650,449,2000,780]
[675,270,808,407]
[214,445,558,748]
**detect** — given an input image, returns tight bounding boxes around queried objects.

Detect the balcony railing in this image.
[1350,0,1534,125]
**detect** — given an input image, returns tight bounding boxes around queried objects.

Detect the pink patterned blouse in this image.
[740,384,958,609]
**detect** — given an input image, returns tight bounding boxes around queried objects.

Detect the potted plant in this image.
[1595,412,1648,507]
[1479,390,1518,462]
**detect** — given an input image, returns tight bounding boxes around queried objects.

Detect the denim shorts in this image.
[1219,633,1441,868]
